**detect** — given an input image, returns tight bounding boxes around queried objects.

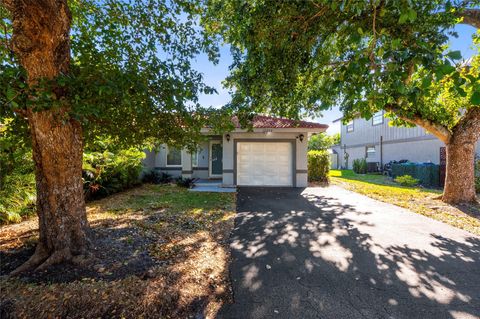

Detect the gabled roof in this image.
[232,115,328,129]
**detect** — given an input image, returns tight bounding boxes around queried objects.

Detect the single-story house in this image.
[143,115,328,187]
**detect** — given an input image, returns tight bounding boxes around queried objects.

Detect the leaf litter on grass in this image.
[1,184,236,318]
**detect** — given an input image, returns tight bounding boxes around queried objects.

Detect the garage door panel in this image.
[237,142,293,186]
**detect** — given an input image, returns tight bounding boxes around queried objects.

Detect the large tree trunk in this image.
[5,0,90,274]
[442,140,477,204]
[442,108,480,204]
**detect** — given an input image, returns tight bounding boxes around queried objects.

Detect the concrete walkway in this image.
[219,186,480,319]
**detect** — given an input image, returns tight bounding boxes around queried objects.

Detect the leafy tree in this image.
[0,0,222,274]
[204,0,480,203]
[308,132,340,150]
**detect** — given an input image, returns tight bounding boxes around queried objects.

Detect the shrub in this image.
[353,158,367,174]
[308,150,330,183]
[0,133,36,223]
[394,175,420,187]
[176,177,197,188]
[83,148,145,200]
[0,130,147,223]
[142,170,172,184]
[0,158,36,223]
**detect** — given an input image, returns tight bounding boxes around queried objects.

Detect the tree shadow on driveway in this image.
[219,187,480,319]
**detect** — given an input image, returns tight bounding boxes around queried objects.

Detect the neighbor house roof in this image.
[232,115,328,129]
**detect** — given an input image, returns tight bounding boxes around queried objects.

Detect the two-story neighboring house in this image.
[331,111,480,170]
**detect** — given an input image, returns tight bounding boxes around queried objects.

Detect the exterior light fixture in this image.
[298,134,304,142]
[226,134,231,142]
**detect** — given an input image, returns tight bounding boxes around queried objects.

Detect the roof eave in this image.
[201,126,328,133]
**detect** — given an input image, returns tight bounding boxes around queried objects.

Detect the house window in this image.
[166,146,182,166]
[372,111,384,126]
[366,146,376,158]
[192,150,200,167]
[346,120,354,132]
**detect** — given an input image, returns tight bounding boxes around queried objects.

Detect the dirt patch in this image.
[0,184,236,318]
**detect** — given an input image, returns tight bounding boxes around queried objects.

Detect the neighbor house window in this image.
[166,146,182,166]
[366,146,376,158]
[346,120,354,132]
[372,111,384,126]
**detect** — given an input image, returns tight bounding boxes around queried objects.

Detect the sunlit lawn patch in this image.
[330,170,480,236]
[1,184,236,318]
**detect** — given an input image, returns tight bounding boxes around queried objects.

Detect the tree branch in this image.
[458,8,480,29]
[385,105,452,143]
[1,0,14,12]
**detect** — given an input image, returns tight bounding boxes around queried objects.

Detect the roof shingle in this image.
[233,115,328,129]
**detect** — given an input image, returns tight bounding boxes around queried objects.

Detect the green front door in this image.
[211,142,223,176]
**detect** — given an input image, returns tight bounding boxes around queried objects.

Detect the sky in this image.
[193,24,478,135]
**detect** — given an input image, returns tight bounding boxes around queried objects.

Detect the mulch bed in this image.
[1,216,158,283]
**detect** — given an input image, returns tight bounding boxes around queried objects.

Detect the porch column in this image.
[182,149,192,178]
[295,134,308,187]
[222,133,234,186]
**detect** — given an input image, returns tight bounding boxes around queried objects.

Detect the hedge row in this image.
[308,150,330,183]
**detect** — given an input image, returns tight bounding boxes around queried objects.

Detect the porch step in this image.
[195,182,222,188]
[189,186,236,193]
[194,179,222,188]
[190,179,236,192]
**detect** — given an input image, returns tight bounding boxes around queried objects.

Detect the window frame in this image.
[366,146,376,158]
[165,146,182,167]
[191,149,200,167]
[346,120,354,133]
[372,111,384,126]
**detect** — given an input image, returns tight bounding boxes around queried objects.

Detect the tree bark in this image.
[6,0,90,274]
[442,108,480,204]
[385,104,479,204]
[442,140,477,204]
[459,8,480,29]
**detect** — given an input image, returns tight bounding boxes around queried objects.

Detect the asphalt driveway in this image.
[218,186,480,319]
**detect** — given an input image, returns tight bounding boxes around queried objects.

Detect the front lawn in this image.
[0,184,235,318]
[330,170,480,236]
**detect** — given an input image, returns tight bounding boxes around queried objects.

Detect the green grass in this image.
[88,184,236,235]
[330,170,480,235]
[97,184,234,213]
[330,169,394,184]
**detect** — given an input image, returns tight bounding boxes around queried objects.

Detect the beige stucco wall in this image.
[142,146,182,177]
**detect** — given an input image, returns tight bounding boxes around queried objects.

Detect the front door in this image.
[210,141,223,178]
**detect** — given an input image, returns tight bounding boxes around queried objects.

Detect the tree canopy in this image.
[308,132,340,151]
[1,0,231,151]
[203,0,479,136]
[203,0,480,203]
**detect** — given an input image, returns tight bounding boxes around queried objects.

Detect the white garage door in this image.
[237,142,293,186]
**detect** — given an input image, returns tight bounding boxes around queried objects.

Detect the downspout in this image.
[380,135,383,172]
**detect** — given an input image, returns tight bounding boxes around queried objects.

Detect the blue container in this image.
[391,162,440,187]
